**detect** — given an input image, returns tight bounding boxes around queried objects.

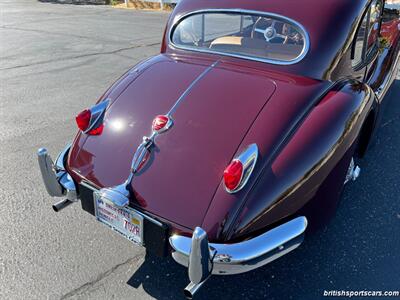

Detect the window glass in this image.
[352,0,383,67]
[352,12,368,67]
[171,12,308,63]
[367,0,383,50]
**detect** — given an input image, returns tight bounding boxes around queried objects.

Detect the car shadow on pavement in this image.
[127,80,400,300]
[127,253,189,299]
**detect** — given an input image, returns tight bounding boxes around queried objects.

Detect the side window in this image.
[367,0,383,51]
[352,12,368,67]
[352,0,383,68]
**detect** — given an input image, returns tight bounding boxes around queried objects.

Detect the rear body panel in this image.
[65,52,359,242]
[225,82,375,240]
[68,55,278,230]
[64,0,398,242]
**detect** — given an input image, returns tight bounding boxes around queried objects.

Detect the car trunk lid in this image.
[68,56,276,229]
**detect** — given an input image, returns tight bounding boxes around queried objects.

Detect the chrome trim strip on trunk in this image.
[167,60,219,116]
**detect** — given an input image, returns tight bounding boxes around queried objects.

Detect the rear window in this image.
[170,10,309,65]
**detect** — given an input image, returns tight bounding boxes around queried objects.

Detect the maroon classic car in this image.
[38,0,399,298]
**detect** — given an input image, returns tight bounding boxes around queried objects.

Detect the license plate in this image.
[94,193,143,245]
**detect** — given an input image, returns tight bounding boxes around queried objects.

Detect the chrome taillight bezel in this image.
[81,99,109,134]
[224,143,259,194]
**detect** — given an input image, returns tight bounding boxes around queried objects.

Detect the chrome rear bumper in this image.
[38,145,307,298]
[170,217,307,298]
[37,145,78,209]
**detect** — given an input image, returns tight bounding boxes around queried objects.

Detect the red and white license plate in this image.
[94,194,143,245]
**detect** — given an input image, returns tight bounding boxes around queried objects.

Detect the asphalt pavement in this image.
[0,1,399,299]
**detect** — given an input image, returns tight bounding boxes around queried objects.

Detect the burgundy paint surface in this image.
[69,56,277,229]
[228,84,373,240]
[69,55,208,188]
[131,63,276,228]
[201,71,332,240]
[65,0,400,242]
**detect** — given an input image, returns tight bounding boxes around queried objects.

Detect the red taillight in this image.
[87,123,104,135]
[223,144,259,193]
[223,159,243,191]
[76,109,91,132]
[152,115,169,132]
[75,100,109,135]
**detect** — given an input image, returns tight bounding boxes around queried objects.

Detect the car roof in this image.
[164,0,371,80]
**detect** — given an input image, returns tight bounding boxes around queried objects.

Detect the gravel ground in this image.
[0,1,399,300]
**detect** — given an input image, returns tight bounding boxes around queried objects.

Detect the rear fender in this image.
[226,81,376,241]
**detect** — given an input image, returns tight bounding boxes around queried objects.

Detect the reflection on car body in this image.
[37,0,400,298]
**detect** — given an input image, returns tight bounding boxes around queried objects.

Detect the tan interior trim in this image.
[210,36,243,46]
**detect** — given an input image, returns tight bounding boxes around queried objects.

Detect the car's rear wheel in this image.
[299,140,361,232]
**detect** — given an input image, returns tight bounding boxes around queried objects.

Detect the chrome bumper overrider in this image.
[170,217,307,298]
[37,145,78,211]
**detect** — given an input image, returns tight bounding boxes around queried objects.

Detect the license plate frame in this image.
[94,192,144,246]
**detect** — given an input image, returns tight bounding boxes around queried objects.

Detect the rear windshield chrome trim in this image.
[169,9,310,66]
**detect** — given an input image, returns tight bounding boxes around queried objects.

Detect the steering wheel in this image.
[251,18,288,43]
